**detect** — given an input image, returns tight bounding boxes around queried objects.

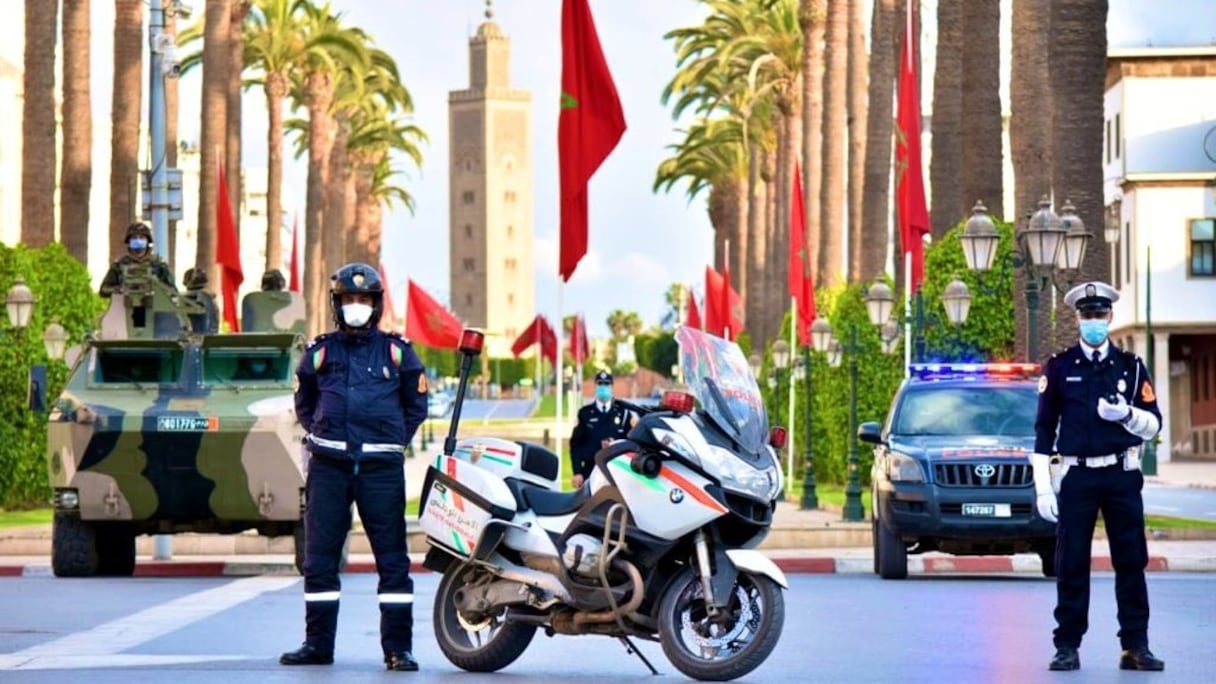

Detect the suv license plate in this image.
[962,503,1012,517]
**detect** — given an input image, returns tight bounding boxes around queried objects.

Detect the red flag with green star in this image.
[559,0,626,282]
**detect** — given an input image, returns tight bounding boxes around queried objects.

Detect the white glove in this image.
[1097,394,1131,423]
[1030,453,1058,523]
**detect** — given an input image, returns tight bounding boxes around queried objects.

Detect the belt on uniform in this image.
[1059,452,1124,468]
[307,434,405,454]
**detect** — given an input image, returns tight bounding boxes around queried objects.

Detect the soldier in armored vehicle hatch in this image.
[99,222,176,297]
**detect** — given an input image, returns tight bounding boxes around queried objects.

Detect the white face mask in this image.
[341,303,373,328]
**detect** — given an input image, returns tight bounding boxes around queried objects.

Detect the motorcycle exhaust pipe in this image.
[573,559,645,626]
[503,608,550,626]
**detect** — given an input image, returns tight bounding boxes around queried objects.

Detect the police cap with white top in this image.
[1063,281,1118,313]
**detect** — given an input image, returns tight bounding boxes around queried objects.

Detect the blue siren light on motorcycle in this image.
[660,391,695,414]
[458,329,485,355]
[768,426,787,449]
[909,362,1040,381]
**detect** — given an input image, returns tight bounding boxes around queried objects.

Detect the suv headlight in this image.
[702,445,780,501]
[887,453,925,483]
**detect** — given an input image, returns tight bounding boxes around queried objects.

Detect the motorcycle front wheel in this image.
[657,566,784,682]
[433,564,537,672]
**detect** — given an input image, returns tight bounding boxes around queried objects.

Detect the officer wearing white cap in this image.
[569,370,635,488]
[1032,281,1164,672]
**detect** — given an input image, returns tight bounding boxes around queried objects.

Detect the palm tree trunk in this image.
[861,0,898,290]
[800,0,826,289]
[1011,0,1053,361]
[226,1,250,266]
[930,0,963,240]
[60,0,90,263]
[818,0,847,288]
[22,0,57,248]
[165,9,180,274]
[324,122,350,277]
[731,176,747,289]
[352,161,375,266]
[745,143,764,341]
[110,0,143,258]
[198,0,231,289]
[264,73,288,272]
[847,0,870,281]
[961,0,1004,220]
[708,181,728,272]
[1050,0,1109,350]
[305,73,336,338]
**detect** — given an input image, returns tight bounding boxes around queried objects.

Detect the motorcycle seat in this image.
[515,481,590,516]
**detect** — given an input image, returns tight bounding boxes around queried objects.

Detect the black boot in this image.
[1049,646,1080,671]
[280,644,334,666]
[1120,647,1165,671]
[385,651,419,671]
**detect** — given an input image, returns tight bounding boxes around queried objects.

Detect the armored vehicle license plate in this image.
[156,416,213,432]
[962,503,1011,517]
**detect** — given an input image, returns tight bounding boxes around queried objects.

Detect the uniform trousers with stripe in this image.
[303,454,414,654]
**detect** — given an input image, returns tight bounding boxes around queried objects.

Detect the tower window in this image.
[462,191,475,205]
[463,258,476,272]
[507,293,515,306]
[505,258,518,271]
[507,224,515,238]
[464,224,473,238]
[466,293,473,306]
[504,190,516,203]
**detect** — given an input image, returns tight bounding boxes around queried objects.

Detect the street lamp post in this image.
[799,319,834,510]
[770,339,790,500]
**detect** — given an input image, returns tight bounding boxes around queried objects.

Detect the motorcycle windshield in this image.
[676,326,768,454]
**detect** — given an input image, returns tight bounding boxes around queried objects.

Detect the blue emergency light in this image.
[909,362,1040,380]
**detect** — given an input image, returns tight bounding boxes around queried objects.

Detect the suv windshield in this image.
[676,326,768,453]
[894,385,1038,437]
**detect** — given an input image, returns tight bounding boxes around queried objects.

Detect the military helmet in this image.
[261,269,286,292]
[330,262,384,329]
[125,222,153,243]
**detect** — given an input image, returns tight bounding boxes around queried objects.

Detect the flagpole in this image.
[724,239,732,341]
[904,251,912,377]
[787,295,796,498]
[556,285,565,484]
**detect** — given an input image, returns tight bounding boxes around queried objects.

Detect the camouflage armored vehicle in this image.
[43,264,311,576]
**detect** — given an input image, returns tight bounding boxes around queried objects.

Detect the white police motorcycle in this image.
[418,326,787,681]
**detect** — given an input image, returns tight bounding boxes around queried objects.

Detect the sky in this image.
[78,0,1216,339]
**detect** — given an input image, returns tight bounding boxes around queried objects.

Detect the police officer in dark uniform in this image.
[98,222,176,296]
[1032,281,1164,672]
[281,263,428,671]
[569,371,635,488]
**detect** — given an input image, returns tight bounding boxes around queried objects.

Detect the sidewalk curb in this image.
[0,554,1198,578]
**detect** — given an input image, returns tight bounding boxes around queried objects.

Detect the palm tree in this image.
[800,0,826,290]
[818,0,847,287]
[1049,0,1109,350]
[226,2,252,247]
[929,0,963,240]
[347,105,426,265]
[1011,0,1053,360]
[197,0,231,289]
[22,0,57,248]
[366,155,419,265]
[961,0,1004,220]
[846,0,869,281]
[861,0,899,290]
[110,0,144,258]
[60,0,91,264]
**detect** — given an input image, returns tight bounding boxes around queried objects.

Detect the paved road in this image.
[1,572,1213,681]
[1143,482,1216,521]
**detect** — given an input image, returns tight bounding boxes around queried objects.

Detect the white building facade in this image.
[1103,47,1216,462]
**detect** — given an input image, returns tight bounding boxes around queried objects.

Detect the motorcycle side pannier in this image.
[419,453,518,558]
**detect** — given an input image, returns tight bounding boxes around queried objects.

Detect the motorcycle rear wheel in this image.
[433,565,537,672]
[657,566,784,681]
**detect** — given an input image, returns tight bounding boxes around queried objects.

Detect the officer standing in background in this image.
[281,263,428,672]
[1031,281,1164,672]
[569,370,634,488]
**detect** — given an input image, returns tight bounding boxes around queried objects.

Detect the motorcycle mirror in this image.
[769,426,788,449]
[458,329,485,355]
[660,391,695,414]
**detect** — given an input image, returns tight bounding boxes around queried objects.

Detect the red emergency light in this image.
[660,391,695,414]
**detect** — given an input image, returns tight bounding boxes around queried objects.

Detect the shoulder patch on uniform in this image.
[1038,375,1048,393]
[1141,380,1156,403]
[418,373,429,393]
[390,342,404,368]
[311,346,326,371]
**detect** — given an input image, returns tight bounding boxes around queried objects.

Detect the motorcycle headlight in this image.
[888,452,925,483]
[702,445,780,502]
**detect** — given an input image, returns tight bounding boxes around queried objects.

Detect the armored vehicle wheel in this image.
[52,513,99,577]
[292,522,350,575]
[95,525,136,576]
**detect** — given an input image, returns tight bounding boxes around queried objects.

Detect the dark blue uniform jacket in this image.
[570,401,634,478]
[295,329,428,464]
[1034,344,1162,458]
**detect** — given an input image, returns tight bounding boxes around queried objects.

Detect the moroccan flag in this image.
[216,162,243,332]
[288,213,301,293]
[512,314,558,365]
[405,279,462,350]
[705,267,744,340]
[378,263,398,330]
[789,163,816,345]
[686,289,702,330]
[570,314,590,364]
[558,0,626,282]
[895,0,930,292]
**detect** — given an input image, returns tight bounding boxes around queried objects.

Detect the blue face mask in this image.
[1079,319,1109,346]
[595,385,612,403]
[128,237,148,251]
